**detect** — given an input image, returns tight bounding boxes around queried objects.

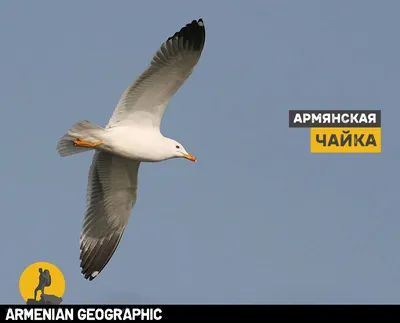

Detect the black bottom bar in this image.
[1,304,397,321]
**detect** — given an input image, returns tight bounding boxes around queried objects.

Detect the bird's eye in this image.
[176,145,180,149]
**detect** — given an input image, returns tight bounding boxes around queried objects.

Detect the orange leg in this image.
[73,138,103,148]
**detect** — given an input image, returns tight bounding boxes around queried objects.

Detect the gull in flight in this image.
[57,19,206,280]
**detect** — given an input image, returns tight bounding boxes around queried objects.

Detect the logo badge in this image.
[19,261,65,305]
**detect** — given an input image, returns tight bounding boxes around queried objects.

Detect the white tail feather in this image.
[57,120,105,157]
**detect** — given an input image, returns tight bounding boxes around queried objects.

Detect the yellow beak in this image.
[183,154,197,162]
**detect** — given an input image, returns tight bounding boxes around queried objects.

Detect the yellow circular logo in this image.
[19,262,65,305]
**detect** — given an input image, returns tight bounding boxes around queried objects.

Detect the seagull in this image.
[56,19,206,280]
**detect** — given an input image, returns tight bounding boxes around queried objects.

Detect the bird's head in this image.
[168,139,197,162]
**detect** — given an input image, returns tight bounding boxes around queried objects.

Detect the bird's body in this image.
[57,19,205,280]
[92,125,177,162]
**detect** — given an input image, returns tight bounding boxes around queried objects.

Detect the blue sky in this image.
[1,0,400,304]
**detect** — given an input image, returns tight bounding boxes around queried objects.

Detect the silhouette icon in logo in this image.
[19,261,65,305]
[31,268,58,304]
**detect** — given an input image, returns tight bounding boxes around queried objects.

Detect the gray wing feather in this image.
[106,19,206,129]
[79,151,140,280]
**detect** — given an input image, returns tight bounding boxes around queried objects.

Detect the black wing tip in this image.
[81,266,101,281]
[79,230,125,282]
[167,18,206,51]
[79,247,102,281]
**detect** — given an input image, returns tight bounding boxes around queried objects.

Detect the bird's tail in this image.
[57,120,105,157]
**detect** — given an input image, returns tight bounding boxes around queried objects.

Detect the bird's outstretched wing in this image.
[106,19,206,129]
[79,151,140,280]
